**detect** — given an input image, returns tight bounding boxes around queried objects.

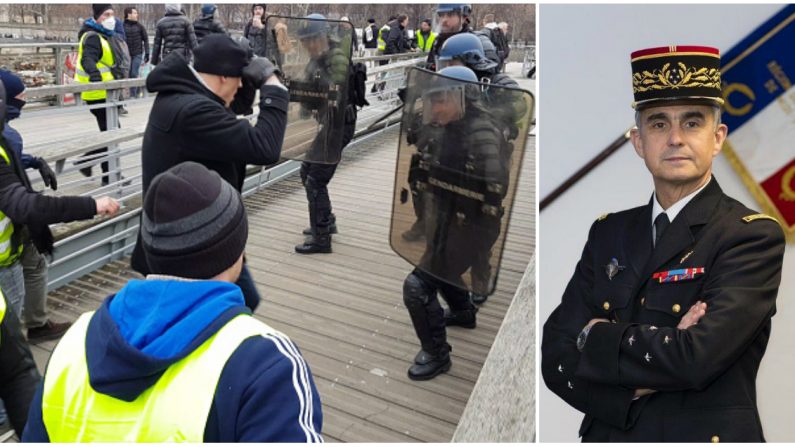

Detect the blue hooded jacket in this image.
[22,279,323,442]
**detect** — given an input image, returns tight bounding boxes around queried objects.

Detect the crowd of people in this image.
[0,2,526,442]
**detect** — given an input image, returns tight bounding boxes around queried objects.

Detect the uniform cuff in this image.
[576,321,630,385]
[259,85,289,111]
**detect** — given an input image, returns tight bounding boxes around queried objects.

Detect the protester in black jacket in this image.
[132,34,287,312]
[385,15,411,55]
[243,4,269,57]
[123,7,149,97]
[193,4,227,43]
[152,4,198,65]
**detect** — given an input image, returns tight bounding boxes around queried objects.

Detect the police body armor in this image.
[265,15,353,164]
[390,68,534,296]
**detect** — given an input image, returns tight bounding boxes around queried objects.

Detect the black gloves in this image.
[230,77,257,116]
[242,56,280,89]
[36,158,57,191]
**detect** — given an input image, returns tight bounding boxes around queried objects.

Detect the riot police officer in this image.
[401,66,510,380]
[426,4,472,71]
[435,32,527,304]
[293,14,356,254]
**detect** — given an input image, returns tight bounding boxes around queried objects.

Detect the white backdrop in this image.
[538,4,795,442]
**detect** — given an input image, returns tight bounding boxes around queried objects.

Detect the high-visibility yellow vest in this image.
[42,312,285,442]
[0,289,6,344]
[377,24,390,52]
[0,145,23,268]
[75,31,115,101]
[417,31,436,53]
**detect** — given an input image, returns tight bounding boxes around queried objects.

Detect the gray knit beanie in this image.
[141,161,248,279]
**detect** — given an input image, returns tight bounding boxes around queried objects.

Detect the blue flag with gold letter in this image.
[721,5,795,236]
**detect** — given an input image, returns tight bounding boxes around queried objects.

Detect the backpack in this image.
[348,62,370,108]
[109,35,131,79]
[476,27,507,62]
[84,30,131,79]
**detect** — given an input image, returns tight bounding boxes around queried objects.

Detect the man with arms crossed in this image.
[542,45,786,442]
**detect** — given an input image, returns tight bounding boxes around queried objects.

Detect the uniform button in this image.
[711,435,720,443]
[603,301,610,311]
[265,98,272,104]
[640,297,645,306]
[672,304,681,313]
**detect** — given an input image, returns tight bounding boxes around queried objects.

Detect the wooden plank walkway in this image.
[26,124,534,442]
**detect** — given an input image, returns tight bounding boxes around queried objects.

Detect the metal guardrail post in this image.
[105,88,123,189]
[54,46,64,107]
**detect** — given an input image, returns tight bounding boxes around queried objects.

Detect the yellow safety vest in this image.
[42,312,285,442]
[377,24,390,52]
[75,31,115,101]
[0,145,23,268]
[416,31,436,53]
[0,289,6,344]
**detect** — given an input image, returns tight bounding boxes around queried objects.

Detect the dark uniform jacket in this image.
[542,178,785,442]
[131,52,288,275]
[152,11,198,65]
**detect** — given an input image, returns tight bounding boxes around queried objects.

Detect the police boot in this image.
[294,232,332,254]
[443,307,478,328]
[403,272,452,380]
[401,219,425,242]
[303,213,337,235]
[408,347,451,381]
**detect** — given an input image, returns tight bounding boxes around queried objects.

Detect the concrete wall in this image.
[539,4,795,442]
[453,256,535,442]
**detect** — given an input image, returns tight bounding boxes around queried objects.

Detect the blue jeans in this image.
[0,262,25,321]
[129,53,143,97]
[236,262,261,312]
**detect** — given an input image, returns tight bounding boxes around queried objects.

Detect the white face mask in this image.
[102,17,116,30]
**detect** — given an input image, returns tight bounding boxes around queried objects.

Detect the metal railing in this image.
[12,52,425,290]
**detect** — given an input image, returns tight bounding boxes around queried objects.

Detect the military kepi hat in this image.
[630,45,723,110]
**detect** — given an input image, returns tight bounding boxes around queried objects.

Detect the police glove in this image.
[242,56,280,89]
[36,157,58,191]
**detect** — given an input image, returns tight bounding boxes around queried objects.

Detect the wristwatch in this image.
[576,324,593,352]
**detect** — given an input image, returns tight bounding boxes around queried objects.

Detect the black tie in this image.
[654,212,670,247]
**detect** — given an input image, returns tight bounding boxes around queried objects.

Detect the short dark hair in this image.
[397,14,408,23]
[124,7,137,19]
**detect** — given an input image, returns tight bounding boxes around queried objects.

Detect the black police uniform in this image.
[296,43,356,253]
[542,177,785,442]
[403,103,507,379]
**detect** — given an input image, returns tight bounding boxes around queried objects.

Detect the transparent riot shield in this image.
[265,15,353,164]
[389,67,534,296]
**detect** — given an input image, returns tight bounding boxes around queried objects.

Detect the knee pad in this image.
[403,273,432,308]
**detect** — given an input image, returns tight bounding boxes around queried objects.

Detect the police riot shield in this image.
[265,15,353,164]
[389,67,534,296]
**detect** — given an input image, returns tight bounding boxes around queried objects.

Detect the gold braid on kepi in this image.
[630,45,723,110]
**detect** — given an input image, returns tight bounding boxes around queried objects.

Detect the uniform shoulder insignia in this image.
[596,213,610,222]
[741,213,779,224]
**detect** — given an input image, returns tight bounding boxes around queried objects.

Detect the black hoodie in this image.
[132,52,288,274]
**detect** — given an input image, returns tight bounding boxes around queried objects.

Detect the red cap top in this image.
[631,45,720,61]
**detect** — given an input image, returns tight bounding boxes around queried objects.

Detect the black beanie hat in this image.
[93,4,112,19]
[193,34,250,77]
[142,161,248,279]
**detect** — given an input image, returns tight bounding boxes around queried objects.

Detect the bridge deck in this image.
[13,62,535,442]
[25,123,534,442]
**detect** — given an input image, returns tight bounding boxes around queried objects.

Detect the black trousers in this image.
[85,99,114,183]
[402,269,474,356]
[300,161,339,235]
[0,303,41,435]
